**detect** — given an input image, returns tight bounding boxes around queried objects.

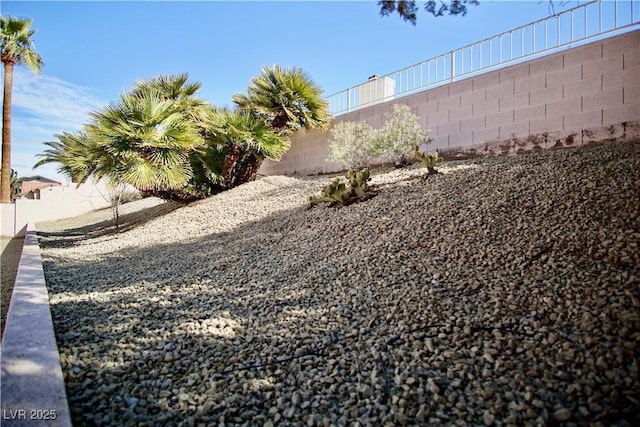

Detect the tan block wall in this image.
[0,179,117,237]
[260,30,640,176]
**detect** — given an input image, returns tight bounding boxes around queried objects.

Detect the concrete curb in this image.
[1,224,71,426]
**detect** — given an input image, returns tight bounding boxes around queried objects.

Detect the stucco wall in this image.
[260,30,640,176]
[0,180,116,237]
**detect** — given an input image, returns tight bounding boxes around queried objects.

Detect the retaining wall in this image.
[1,224,71,427]
[260,30,640,176]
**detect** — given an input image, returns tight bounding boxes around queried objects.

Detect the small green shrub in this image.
[372,104,431,167]
[326,121,377,169]
[413,146,443,176]
[308,167,377,207]
[325,104,431,170]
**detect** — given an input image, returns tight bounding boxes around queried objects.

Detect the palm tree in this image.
[233,65,330,136]
[34,74,213,202]
[129,73,221,200]
[206,108,290,187]
[231,65,330,183]
[87,88,203,200]
[1,16,43,203]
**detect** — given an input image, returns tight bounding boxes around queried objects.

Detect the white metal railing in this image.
[326,0,640,116]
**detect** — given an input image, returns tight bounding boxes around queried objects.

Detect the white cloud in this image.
[7,69,106,180]
[13,70,104,130]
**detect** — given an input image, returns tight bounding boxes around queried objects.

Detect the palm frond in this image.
[1,16,43,72]
[233,64,330,136]
[86,86,205,192]
[34,131,99,183]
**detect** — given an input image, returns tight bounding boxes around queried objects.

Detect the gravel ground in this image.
[38,141,640,426]
[1,236,24,340]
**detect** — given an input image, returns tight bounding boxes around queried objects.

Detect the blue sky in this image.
[2,0,581,181]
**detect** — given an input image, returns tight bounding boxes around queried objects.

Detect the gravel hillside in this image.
[38,141,640,426]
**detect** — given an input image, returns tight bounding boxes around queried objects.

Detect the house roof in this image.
[19,179,61,196]
[20,175,61,184]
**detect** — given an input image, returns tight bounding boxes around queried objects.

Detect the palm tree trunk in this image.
[222,144,244,188]
[234,153,263,185]
[1,62,14,204]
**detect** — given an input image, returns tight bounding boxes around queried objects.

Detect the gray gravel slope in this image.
[38,141,640,426]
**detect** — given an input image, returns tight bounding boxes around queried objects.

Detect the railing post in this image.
[510,32,513,61]
[599,0,602,32]
[545,19,548,49]
[490,39,493,65]
[585,4,588,37]
[470,45,474,73]
[451,51,455,82]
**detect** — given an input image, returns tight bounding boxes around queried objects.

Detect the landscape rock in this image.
[37,141,640,426]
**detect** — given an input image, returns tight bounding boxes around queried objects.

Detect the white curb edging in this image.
[1,224,71,426]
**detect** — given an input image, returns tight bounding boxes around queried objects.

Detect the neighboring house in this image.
[18,176,62,200]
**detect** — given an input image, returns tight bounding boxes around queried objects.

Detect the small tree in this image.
[109,182,141,230]
[372,103,431,167]
[326,121,377,169]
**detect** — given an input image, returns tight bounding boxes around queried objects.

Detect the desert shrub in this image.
[308,167,377,207]
[372,104,431,167]
[326,121,378,169]
[114,189,142,204]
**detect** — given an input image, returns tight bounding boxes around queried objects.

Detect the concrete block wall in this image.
[1,179,118,237]
[260,30,640,176]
